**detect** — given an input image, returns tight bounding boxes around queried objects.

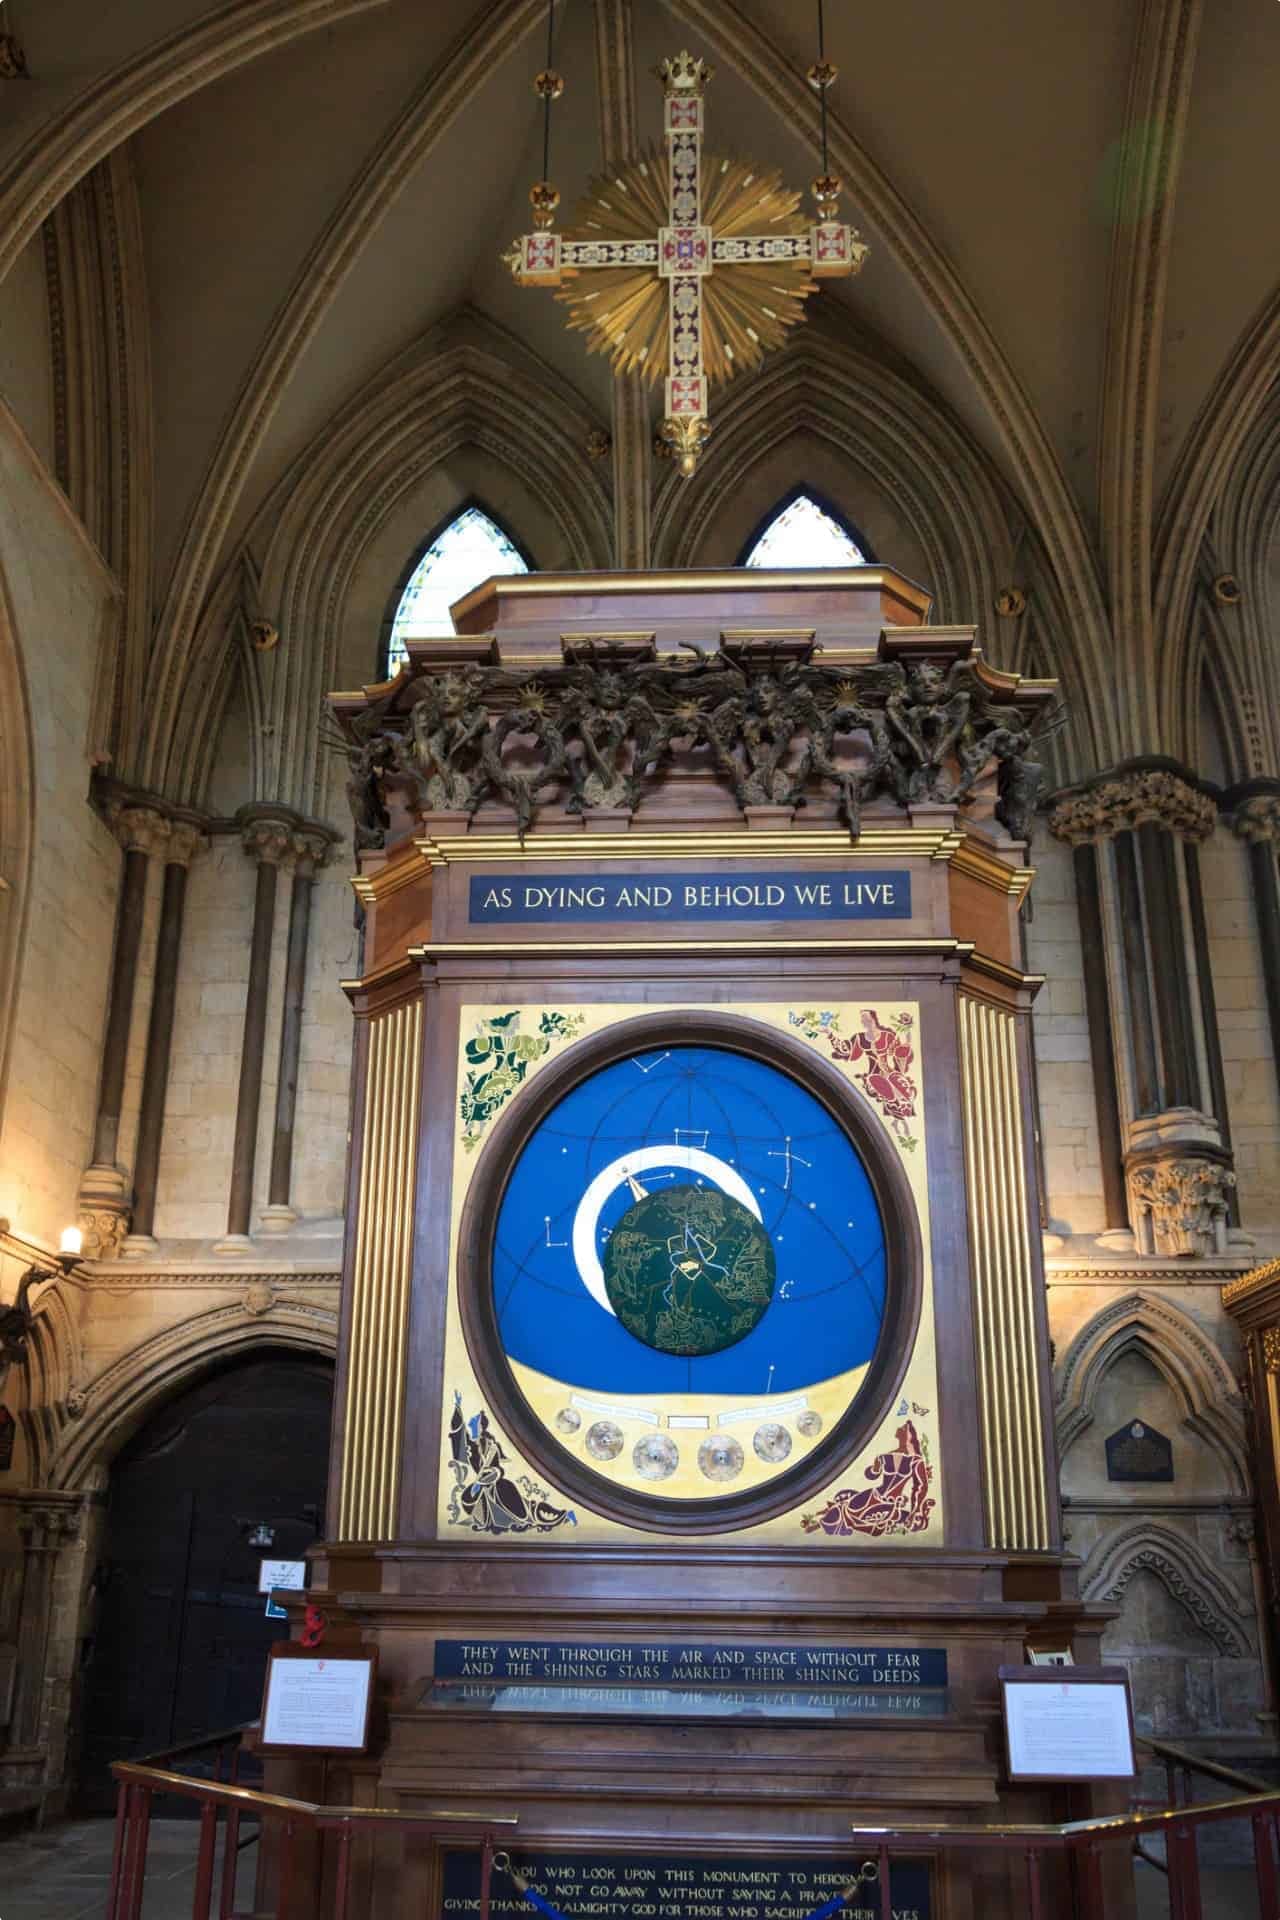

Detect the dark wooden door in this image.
[77,1354,333,1807]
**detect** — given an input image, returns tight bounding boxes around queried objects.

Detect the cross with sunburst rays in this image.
[505,51,867,478]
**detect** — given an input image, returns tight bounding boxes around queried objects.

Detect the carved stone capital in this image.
[77,1206,130,1261]
[241,818,295,867]
[1232,792,1280,846]
[109,803,170,859]
[15,1493,84,1550]
[1127,1155,1236,1258]
[164,821,208,868]
[290,827,335,877]
[1049,769,1216,845]
[1227,1511,1257,1550]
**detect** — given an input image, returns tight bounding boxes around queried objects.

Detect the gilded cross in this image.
[507,52,867,476]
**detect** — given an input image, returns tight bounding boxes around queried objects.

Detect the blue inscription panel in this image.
[443,1853,932,1920]
[468,869,911,924]
[434,1639,947,1689]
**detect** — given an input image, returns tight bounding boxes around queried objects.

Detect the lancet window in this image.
[384,506,530,674]
[740,491,868,569]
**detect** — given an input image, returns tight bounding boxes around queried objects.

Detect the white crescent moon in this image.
[571,1147,762,1316]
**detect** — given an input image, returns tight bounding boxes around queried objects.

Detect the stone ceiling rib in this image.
[1097,0,1202,760]
[1154,280,1280,758]
[666,0,1117,765]
[0,0,392,286]
[141,0,547,797]
[160,317,611,809]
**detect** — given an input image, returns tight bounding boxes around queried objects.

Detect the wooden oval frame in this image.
[456,1009,924,1536]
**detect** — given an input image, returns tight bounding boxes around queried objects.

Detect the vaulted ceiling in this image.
[2,0,1279,782]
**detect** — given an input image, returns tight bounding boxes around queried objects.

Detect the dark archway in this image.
[76,1353,333,1808]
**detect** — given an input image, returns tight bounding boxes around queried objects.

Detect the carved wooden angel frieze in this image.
[330,634,1063,847]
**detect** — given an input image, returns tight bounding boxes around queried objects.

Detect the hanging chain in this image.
[530,0,564,230]
[807,0,841,220]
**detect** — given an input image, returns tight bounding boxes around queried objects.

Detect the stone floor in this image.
[0,1815,258,1918]
[0,1819,1264,1918]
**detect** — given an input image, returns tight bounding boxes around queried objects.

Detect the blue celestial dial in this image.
[491,1044,888,1499]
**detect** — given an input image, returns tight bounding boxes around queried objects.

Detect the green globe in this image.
[603,1183,776,1357]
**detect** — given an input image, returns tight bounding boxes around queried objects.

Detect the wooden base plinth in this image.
[275,1544,1124,1920]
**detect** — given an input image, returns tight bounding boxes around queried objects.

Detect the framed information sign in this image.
[1000,1665,1136,1783]
[260,1646,377,1754]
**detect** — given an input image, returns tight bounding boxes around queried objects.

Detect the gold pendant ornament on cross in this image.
[505,51,868,477]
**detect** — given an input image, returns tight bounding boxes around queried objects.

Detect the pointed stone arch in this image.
[0,0,394,285]
[154,315,611,810]
[1154,278,1280,758]
[142,0,548,797]
[44,1294,338,1494]
[1083,1521,1253,1656]
[1054,1290,1247,1492]
[381,497,532,680]
[12,1277,84,1489]
[665,0,1113,759]
[650,324,1008,624]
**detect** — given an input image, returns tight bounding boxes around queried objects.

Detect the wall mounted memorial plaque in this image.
[1105,1420,1174,1483]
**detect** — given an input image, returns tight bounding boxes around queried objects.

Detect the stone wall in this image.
[1027,827,1108,1238]
[0,403,120,1248]
[0,236,54,474]
[1201,824,1280,1227]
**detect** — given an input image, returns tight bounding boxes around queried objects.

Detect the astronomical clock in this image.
[444,1005,934,1539]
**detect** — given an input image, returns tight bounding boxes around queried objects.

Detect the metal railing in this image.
[104,1757,515,1920]
[850,1748,1280,1920]
[103,1729,1280,1920]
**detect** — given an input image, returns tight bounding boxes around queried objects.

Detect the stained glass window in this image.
[386,507,529,673]
[743,493,866,569]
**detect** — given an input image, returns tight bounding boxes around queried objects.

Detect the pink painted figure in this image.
[829,1008,918,1138]
[801,1419,935,1538]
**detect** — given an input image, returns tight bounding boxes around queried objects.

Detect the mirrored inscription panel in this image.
[427,1681,947,1719]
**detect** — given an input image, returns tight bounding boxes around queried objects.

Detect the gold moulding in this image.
[1223,1257,1280,1309]
[337,999,422,1542]
[409,828,968,866]
[957,994,1051,1552]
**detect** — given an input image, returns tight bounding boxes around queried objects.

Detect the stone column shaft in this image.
[268,863,313,1206]
[1185,842,1239,1226]
[214,818,293,1253]
[79,804,169,1258]
[124,824,203,1250]
[9,1498,81,1756]
[1112,830,1161,1115]
[1049,766,1234,1256]
[260,839,327,1232]
[1138,823,1200,1110]
[1072,843,1128,1232]
[223,859,278,1244]
[1246,839,1280,1107]
[91,845,148,1168]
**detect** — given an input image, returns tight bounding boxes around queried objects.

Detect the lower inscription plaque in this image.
[443,1854,931,1920]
